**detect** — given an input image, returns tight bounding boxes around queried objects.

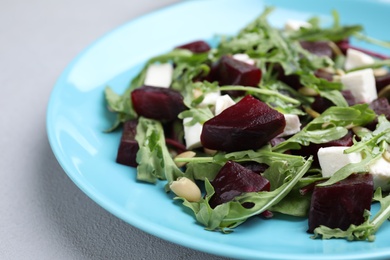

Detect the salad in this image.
[104,7,390,242]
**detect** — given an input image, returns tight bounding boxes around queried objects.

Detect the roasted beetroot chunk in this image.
[308,174,373,233]
[201,95,286,152]
[300,41,334,58]
[210,55,261,87]
[209,161,270,208]
[116,120,139,167]
[366,97,390,130]
[131,86,186,121]
[175,40,211,53]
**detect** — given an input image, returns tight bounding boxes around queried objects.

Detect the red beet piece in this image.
[375,73,390,93]
[175,40,211,53]
[311,90,356,113]
[201,95,286,152]
[366,97,390,130]
[116,120,139,167]
[131,86,186,122]
[308,173,373,233]
[300,41,333,58]
[209,161,270,208]
[210,55,261,87]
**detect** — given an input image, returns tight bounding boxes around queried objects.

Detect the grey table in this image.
[0,1,230,259]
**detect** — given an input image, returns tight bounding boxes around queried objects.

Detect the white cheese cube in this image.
[183,117,203,150]
[344,48,375,71]
[318,146,362,178]
[198,91,221,108]
[214,94,236,115]
[232,53,256,66]
[144,63,173,88]
[368,156,390,191]
[278,114,301,137]
[340,68,377,104]
[284,19,312,32]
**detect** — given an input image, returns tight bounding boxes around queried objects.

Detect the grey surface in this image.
[0,1,230,259]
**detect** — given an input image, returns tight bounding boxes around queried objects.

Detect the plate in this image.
[46,0,390,259]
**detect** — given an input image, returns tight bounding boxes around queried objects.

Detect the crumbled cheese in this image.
[340,68,377,104]
[144,63,173,88]
[344,48,375,71]
[318,146,362,178]
[232,53,256,66]
[183,117,203,150]
[284,19,312,32]
[278,114,301,137]
[214,94,236,115]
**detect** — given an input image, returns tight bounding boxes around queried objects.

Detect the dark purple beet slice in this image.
[116,120,139,167]
[209,161,270,208]
[292,131,354,166]
[208,55,261,97]
[300,41,333,58]
[201,95,286,152]
[175,40,211,53]
[240,162,269,174]
[308,173,373,233]
[131,86,186,122]
[375,73,390,93]
[366,97,390,130]
[311,90,356,113]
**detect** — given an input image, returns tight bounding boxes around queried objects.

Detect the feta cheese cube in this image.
[214,94,236,115]
[340,68,377,104]
[278,114,301,137]
[144,63,173,88]
[198,91,221,108]
[183,117,203,150]
[232,53,256,66]
[368,155,390,191]
[318,146,362,178]
[344,49,375,71]
[284,19,312,32]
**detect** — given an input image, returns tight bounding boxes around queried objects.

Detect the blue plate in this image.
[46,0,390,259]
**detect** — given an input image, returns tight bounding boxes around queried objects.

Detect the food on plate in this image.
[104,7,390,241]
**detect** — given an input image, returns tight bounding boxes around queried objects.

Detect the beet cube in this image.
[299,41,333,58]
[366,97,390,130]
[201,95,286,152]
[209,161,270,208]
[210,55,261,87]
[116,120,139,167]
[131,86,186,122]
[308,173,373,233]
[175,40,211,53]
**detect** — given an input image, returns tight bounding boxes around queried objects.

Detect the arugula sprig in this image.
[273,104,376,153]
[135,117,184,188]
[175,150,313,231]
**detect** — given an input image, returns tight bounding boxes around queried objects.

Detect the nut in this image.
[169,177,202,202]
[174,151,196,167]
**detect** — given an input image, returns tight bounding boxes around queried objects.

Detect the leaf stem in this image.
[219,86,301,105]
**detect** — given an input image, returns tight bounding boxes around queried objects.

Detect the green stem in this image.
[219,86,301,105]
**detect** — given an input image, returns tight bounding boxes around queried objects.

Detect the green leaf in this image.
[135,117,184,184]
[273,104,376,153]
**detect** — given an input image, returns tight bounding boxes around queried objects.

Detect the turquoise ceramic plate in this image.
[47,0,390,259]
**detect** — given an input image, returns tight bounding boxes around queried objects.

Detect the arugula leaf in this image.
[273,104,376,153]
[289,10,363,42]
[135,117,184,186]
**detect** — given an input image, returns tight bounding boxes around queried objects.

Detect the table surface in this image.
[0,1,230,259]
